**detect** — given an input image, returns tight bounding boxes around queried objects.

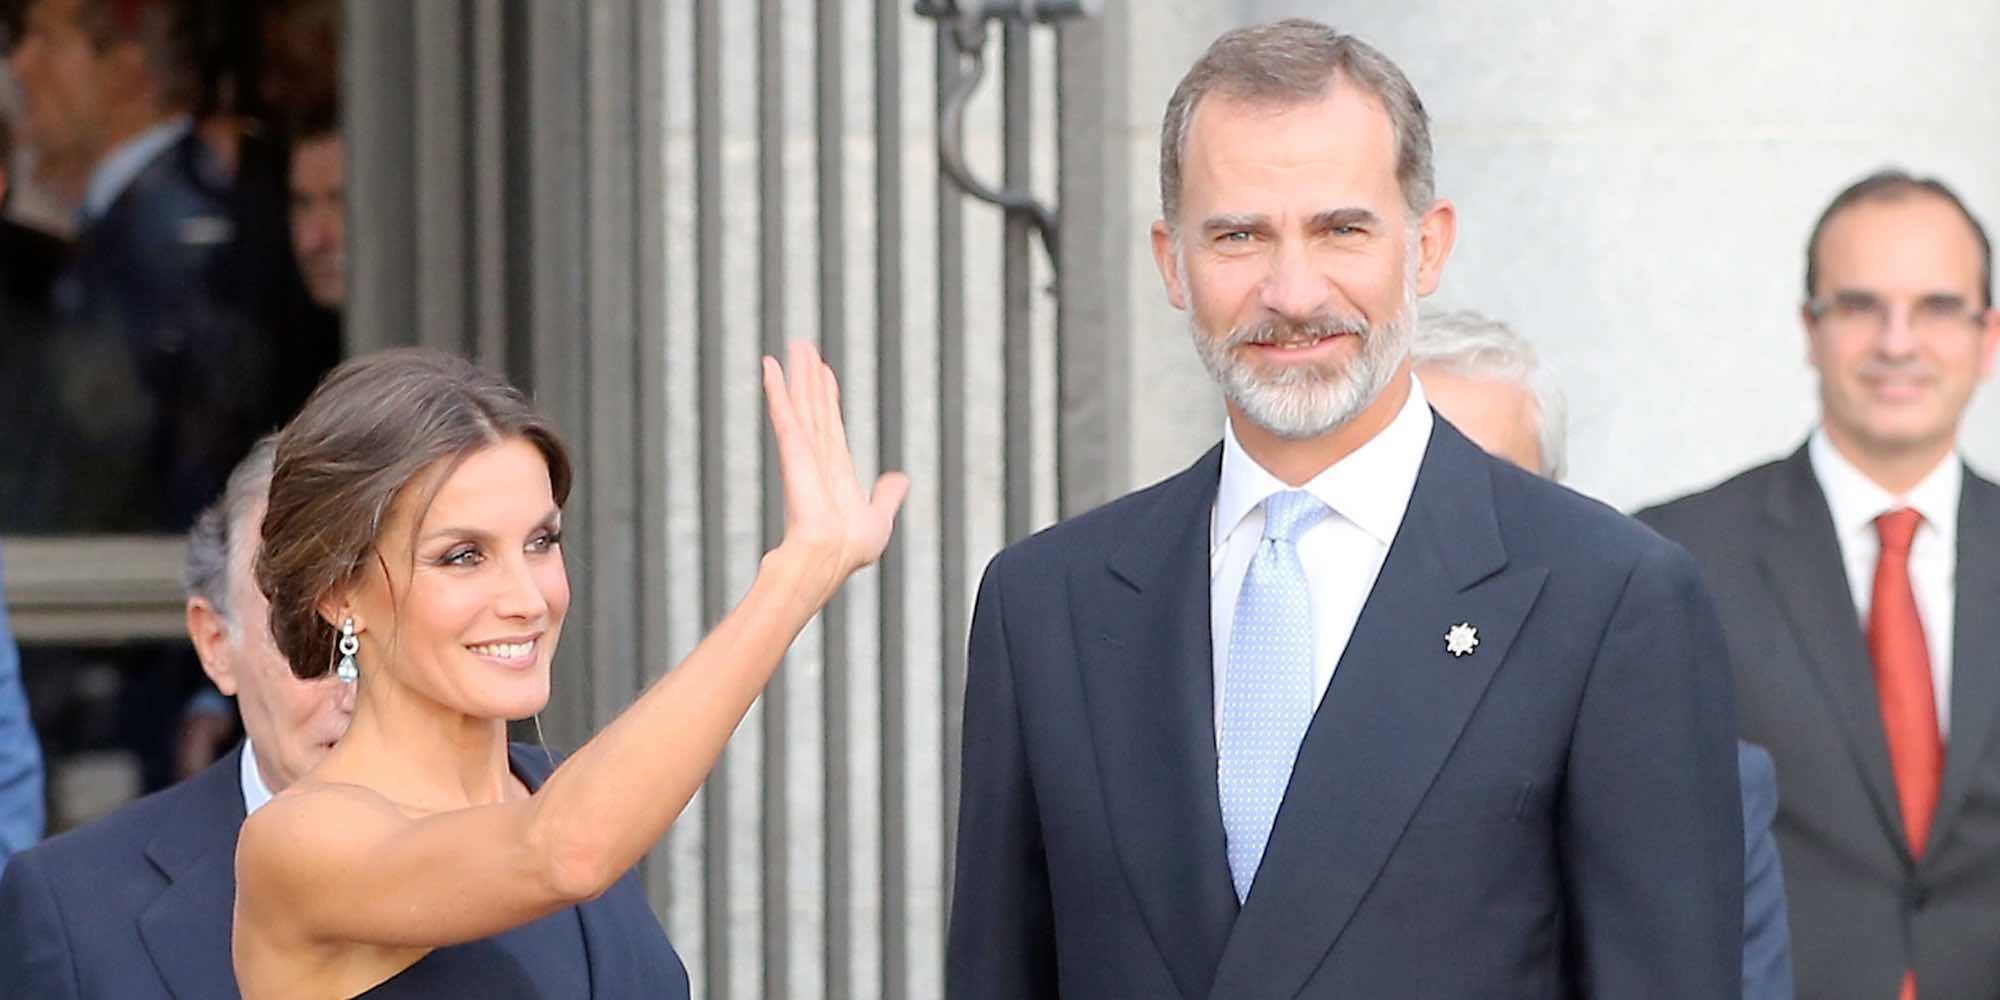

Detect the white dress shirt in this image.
[80,116,193,223]
[1808,428,1961,735]
[1211,376,1434,738]
[240,739,276,815]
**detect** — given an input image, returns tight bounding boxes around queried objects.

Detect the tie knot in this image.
[1261,490,1330,543]
[1876,508,1923,553]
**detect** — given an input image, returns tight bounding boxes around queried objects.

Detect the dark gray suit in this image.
[1640,445,2000,999]
[949,419,1744,998]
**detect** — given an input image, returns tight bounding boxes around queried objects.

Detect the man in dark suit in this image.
[0,104,73,530]
[0,438,356,998]
[946,20,1743,999]
[8,0,289,534]
[1640,170,2000,1000]
[1414,308,1795,1000]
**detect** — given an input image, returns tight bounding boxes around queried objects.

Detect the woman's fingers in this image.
[765,354,827,518]
[767,339,908,573]
[819,361,862,495]
[870,471,911,529]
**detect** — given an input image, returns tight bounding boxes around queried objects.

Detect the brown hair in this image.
[256,348,574,680]
[1805,168,1993,310]
[1159,19,1435,229]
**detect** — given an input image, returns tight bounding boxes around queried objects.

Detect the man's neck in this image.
[94,104,178,168]
[1229,362,1413,487]
[1822,422,1956,496]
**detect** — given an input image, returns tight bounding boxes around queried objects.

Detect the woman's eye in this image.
[528,531,562,553]
[442,546,483,567]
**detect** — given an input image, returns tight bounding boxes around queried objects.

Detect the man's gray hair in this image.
[183,434,279,629]
[1159,19,1435,228]
[1413,309,1568,481]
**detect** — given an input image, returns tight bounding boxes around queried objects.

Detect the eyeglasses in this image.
[1805,290,1989,337]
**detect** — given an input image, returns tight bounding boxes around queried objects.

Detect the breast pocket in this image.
[1406,779,1550,830]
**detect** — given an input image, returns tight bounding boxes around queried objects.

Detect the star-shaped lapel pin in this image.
[1444,622,1480,658]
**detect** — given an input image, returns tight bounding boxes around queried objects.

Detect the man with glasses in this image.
[1641,170,2000,1000]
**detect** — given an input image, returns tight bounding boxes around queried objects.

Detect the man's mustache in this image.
[1225,313,1370,348]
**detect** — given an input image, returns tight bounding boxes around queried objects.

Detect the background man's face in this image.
[199,500,354,791]
[1153,80,1449,439]
[289,133,345,308]
[8,0,116,170]
[1421,367,1544,475]
[1807,194,2000,462]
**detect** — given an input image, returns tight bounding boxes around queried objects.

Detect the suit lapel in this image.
[1755,447,1907,853]
[138,747,250,1000]
[1076,446,1239,1000]
[1205,421,1545,999]
[1927,470,2000,857]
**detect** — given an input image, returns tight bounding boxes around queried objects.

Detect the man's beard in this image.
[1187,251,1420,441]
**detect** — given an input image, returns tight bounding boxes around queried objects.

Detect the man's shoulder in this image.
[1633,454,1794,538]
[5,755,238,888]
[1475,450,1679,578]
[989,453,1212,577]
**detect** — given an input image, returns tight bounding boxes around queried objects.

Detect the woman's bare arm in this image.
[235,341,907,953]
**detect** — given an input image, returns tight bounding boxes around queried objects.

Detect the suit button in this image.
[1909,884,1930,910]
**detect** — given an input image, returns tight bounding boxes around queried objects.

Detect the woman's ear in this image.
[315,591,358,634]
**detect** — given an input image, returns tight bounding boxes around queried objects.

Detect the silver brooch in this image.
[1444,622,1480,658]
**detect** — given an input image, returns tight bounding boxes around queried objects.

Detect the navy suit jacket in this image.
[1739,742,1795,1000]
[0,743,683,999]
[33,131,286,534]
[946,418,1744,999]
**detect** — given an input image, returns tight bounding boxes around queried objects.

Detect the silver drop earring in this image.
[337,617,360,684]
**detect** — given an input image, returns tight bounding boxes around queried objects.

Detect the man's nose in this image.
[1876,304,1923,359]
[1257,241,1331,320]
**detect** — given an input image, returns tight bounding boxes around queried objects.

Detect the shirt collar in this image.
[80,116,192,223]
[240,738,276,815]
[1807,426,1961,548]
[1215,374,1434,547]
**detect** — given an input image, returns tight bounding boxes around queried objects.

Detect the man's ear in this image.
[1977,305,2000,380]
[186,598,240,696]
[1151,220,1189,311]
[1413,199,1458,297]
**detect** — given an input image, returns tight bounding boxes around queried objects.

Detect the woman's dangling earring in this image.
[337,617,360,684]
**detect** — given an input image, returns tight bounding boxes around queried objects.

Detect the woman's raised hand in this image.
[762,340,909,602]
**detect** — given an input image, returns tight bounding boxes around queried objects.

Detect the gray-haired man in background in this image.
[0,436,356,999]
[1414,308,1794,1000]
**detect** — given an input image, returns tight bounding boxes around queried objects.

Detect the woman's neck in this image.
[324,682,520,812]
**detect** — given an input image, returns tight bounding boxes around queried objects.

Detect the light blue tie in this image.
[1220,489,1329,903]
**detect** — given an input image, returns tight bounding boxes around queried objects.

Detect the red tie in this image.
[1870,509,1941,1000]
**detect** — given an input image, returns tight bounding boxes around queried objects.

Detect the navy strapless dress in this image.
[345,744,690,999]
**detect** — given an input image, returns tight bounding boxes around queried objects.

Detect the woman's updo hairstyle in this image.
[257,348,574,679]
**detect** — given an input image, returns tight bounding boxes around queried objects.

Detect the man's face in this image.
[1419,366,1545,475]
[189,500,354,792]
[290,134,345,308]
[8,0,119,169]
[1806,194,2000,463]
[1151,79,1455,440]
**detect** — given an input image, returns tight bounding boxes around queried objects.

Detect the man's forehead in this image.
[1180,83,1399,205]
[1819,194,1984,287]
[1187,80,1393,156]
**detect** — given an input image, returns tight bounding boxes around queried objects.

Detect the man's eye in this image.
[1219,231,1252,243]
[1331,225,1364,237]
